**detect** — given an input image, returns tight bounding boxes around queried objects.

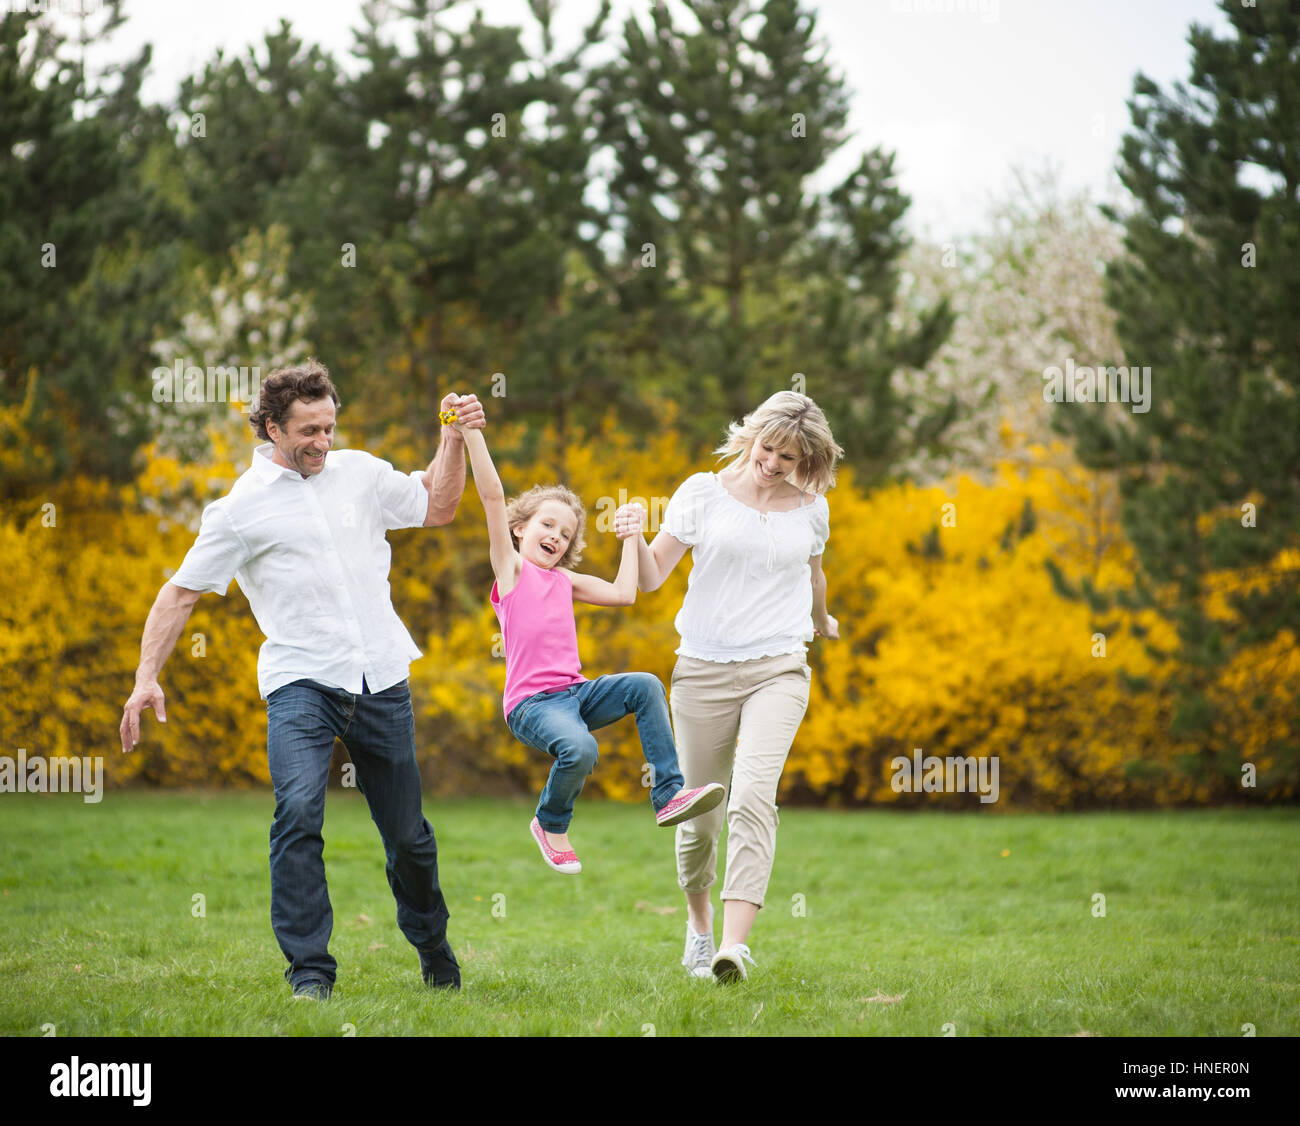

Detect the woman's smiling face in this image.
[748,437,801,488]
[515,500,579,568]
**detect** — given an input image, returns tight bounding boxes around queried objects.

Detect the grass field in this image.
[1,793,1296,1037]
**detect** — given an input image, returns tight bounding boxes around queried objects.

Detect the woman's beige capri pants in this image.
[669,649,811,908]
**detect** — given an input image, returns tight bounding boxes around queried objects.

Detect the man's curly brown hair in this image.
[249,359,340,441]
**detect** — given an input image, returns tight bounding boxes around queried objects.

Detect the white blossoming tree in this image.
[136,225,315,527]
[893,167,1128,579]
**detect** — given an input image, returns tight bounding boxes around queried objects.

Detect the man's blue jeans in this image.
[506,673,685,832]
[265,678,452,990]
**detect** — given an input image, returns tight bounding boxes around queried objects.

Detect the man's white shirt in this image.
[170,444,430,699]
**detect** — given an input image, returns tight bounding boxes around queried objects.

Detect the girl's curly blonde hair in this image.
[504,485,587,568]
[714,391,844,495]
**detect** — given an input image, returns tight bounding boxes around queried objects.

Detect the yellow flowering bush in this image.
[2,417,1293,805]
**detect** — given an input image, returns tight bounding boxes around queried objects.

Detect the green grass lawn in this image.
[1,793,1296,1036]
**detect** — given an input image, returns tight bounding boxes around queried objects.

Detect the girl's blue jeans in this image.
[506,672,685,832]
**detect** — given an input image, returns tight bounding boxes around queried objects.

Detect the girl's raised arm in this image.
[461,428,519,593]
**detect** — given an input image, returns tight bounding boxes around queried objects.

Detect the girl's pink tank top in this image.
[491,557,587,720]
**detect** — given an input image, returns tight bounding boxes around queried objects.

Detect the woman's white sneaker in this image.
[682,923,716,979]
[711,943,755,983]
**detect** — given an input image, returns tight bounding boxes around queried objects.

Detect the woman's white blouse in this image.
[660,471,830,662]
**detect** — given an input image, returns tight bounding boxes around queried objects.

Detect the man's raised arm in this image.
[120,582,203,752]
[421,392,486,526]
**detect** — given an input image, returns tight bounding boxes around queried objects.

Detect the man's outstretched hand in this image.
[120,682,166,753]
[440,392,485,432]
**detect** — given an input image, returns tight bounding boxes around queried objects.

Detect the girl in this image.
[631,390,843,981]
[457,422,724,873]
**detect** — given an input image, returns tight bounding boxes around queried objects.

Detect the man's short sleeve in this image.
[372,454,431,531]
[170,502,249,595]
[661,473,709,547]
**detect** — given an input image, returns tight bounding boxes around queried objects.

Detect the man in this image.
[120,360,483,1000]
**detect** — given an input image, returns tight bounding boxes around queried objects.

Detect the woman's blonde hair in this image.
[504,485,587,567]
[714,391,844,495]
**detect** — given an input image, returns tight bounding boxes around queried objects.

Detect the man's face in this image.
[267,398,336,477]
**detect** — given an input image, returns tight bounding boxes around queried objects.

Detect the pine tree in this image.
[1056,0,1300,789]
[343,0,640,463]
[175,21,367,374]
[0,3,178,491]
[590,0,952,469]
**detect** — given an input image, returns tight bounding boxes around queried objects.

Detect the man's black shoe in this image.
[291,979,333,1002]
[420,939,461,990]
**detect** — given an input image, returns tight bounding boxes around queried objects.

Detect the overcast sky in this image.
[75,0,1230,240]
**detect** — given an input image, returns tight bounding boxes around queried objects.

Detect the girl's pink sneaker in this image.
[530,817,582,873]
[655,783,726,827]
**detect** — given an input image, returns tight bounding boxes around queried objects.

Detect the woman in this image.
[632,390,843,982]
